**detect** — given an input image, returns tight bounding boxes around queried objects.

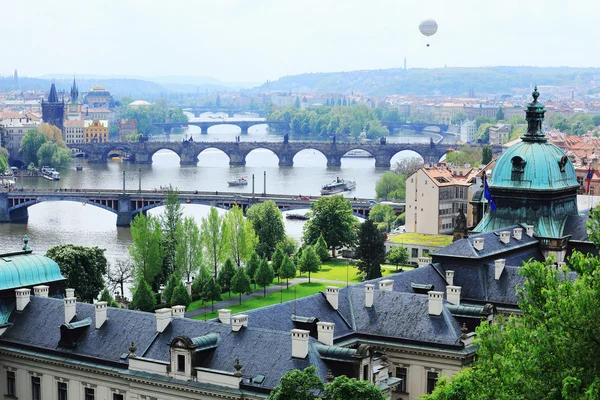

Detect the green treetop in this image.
[375,172,406,201]
[99,288,119,308]
[201,207,229,278]
[356,219,385,280]
[225,206,258,268]
[271,247,285,281]
[247,201,286,259]
[298,245,321,283]
[217,259,236,297]
[255,259,274,297]
[267,366,324,400]
[303,196,356,258]
[315,234,330,262]
[201,277,222,313]
[131,277,156,312]
[279,255,297,289]
[162,274,179,306]
[170,280,192,307]
[129,214,164,289]
[231,267,252,305]
[324,376,385,400]
[246,253,260,289]
[175,216,204,282]
[161,187,183,280]
[387,246,409,271]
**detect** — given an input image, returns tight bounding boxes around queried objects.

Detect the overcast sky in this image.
[2,0,597,83]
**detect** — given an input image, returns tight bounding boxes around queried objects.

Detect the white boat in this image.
[228,177,248,186]
[41,166,60,181]
[320,177,356,195]
[342,149,373,158]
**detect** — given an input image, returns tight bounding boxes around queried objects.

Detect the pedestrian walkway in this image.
[184,277,347,318]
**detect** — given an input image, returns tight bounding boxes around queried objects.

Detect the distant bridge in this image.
[0,189,392,227]
[180,107,267,118]
[155,119,279,134]
[67,139,496,167]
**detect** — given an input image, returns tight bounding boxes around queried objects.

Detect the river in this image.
[0,114,450,291]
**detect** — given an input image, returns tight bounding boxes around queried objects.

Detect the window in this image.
[411,248,418,258]
[32,376,41,400]
[58,382,68,400]
[395,367,407,393]
[426,371,439,394]
[511,156,527,181]
[423,249,430,257]
[113,395,124,400]
[6,370,15,396]
[177,354,186,372]
[362,364,369,381]
[85,387,95,400]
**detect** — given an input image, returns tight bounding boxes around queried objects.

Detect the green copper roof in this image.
[0,253,65,290]
[315,344,357,362]
[191,333,220,352]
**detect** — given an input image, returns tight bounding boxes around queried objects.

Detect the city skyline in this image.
[3,0,598,83]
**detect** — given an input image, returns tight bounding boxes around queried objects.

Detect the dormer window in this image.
[511,156,527,181]
[177,354,186,372]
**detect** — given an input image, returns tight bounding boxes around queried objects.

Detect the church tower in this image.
[67,76,81,120]
[41,83,65,131]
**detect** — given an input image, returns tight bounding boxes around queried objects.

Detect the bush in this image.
[131,278,156,312]
[171,281,192,307]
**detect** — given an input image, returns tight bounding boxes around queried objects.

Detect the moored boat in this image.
[342,149,373,158]
[228,177,248,186]
[320,177,356,195]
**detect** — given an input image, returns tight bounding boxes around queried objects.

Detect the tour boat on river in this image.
[320,177,356,195]
[41,166,60,181]
[342,149,373,158]
[228,176,248,186]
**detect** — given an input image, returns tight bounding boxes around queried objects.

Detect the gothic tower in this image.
[41,83,65,131]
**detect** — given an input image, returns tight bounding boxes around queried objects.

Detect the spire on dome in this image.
[70,74,79,104]
[521,86,547,142]
[48,83,59,103]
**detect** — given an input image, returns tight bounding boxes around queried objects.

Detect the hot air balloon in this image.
[419,19,438,47]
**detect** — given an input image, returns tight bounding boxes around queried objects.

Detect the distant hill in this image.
[253,66,600,96]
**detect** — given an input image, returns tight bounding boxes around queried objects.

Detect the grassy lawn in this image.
[297,258,414,283]
[188,281,280,312]
[388,232,453,247]
[190,282,343,321]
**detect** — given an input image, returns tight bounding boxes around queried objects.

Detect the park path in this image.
[184,277,346,318]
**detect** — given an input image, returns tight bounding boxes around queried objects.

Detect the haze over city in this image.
[2,0,598,82]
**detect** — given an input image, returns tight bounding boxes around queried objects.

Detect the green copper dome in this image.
[490,87,579,192]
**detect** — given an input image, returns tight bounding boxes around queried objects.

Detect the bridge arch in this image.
[195,147,231,166]
[340,148,376,167]
[205,123,243,134]
[291,148,329,167]
[134,200,232,216]
[149,147,182,164]
[244,147,280,167]
[8,198,119,221]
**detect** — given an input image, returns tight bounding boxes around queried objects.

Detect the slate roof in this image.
[563,215,590,242]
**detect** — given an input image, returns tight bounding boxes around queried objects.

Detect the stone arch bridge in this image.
[67,140,494,167]
[0,190,390,227]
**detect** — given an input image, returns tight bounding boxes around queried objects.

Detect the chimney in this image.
[155,308,172,333]
[473,237,484,251]
[218,309,231,324]
[64,296,76,324]
[428,291,443,316]
[525,225,534,237]
[446,286,461,305]
[291,329,310,359]
[418,257,433,268]
[365,284,374,308]
[232,314,248,332]
[185,281,192,296]
[445,270,454,286]
[171,305,185,318]
[65,288,75,299]
[379,279,394,292]
[94,301,107,329]
[499,231,510,244]
[513,228,523,240]
[317,322,335,346]
[494,259,506,280]
[15,288,31,311]
[33,285,49,297]
[325,287,339,310]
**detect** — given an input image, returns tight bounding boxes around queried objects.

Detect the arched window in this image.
[511,156,527,181]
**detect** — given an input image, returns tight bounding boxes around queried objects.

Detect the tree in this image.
[247,201,286,259]
[225,206,258,268]
[426,208,600,400]
[445,145,483,167]
[272,247,285,280]
[160,187,183,280]
[375,172,406,200]
[38,122,64,145]
[255,259,274,297]
[279,255,297,289]
[106,258,133,300]
[218,259,236,297]
[99,288,119,308]
[303,196,356,257]
[131,277,156,312]
[481,144,493,165]
[369,204,395,232]
[356,220,385,280]
[276,237,298,257]
[0,152,7,174]
[495,106,505,121]
[298,245,321,283]
[246,253,260,289]
[315,235,330,262]
[175,216,203,282]
[451,112,468,126]
[36,142,71,168]
[46,245,108,303]
[231,267,252,305]
[387,246,409,271]
[19,128,47,166]
[162,274,179,306]
[324,376,385,400]
[201,207,228,278]
[201,277,222,313]
[171,280,192,307]
[393,156,424,177]
[129,214,164,288]
[268,366,324,400]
